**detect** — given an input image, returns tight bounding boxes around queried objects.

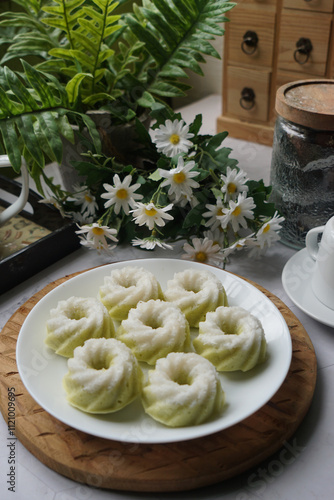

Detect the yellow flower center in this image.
[217,208,224,216]
[173,172,186,184]
[116,188,128,199]
[145,207,157,217]
[195,251,207,262]
[84,194,93,203]
[227,182,237,194]
[232,206,242,217]
[170,133,180,145]
[263,224,270,233]
[92,227,105,236]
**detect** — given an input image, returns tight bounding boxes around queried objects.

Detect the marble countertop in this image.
[1,95,333,500]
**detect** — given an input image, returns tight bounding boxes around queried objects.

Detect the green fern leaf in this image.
[43,0,121,101]
[126,0,235,100]
[16,114,45,167]
[0,87,24,118]
[0,120,22,172]
[4,67,40,113]
[9,0,41,15]
[125,15,169,66]
[0,61,91,172]
[33,112,64,163]
[42,0,85,44]
[140,7,179,50]
[65,73,92,106]
[22,60,62,107]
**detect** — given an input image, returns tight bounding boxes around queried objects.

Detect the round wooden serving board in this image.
[0,269,317,493]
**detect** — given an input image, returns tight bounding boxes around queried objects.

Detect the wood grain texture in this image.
[219,0,334,145]
[283,0,334,13]
[277,10,331,76]
[0,270,317,493]
[227,4,276,69]
[217,115,274,145]
[226,66,271,122]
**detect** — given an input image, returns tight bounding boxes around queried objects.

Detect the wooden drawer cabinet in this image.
[217,0,334,145]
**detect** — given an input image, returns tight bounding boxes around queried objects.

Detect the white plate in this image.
[282,247,334,327]
[16,259,292,444]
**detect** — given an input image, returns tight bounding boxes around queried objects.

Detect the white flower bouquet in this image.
[44,106,284,267]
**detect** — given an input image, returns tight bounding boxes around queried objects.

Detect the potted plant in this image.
[0,0,234,188]
[0,0,285,263]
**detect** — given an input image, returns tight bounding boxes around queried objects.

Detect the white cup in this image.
[0,156,29,226]
[305,215,334,309]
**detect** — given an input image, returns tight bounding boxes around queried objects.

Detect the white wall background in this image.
[172,36,225,108]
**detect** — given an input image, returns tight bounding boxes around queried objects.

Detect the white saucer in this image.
[282,248,334,327]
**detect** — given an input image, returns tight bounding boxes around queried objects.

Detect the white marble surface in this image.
[1,96,333,500]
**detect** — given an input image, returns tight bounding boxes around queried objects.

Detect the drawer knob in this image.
[240,87,256,110]
[241,31,259,55]
[294,37,313,65]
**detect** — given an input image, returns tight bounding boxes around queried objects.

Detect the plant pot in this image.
[59,110,151,192]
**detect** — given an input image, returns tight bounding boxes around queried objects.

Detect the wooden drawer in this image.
[225,66,271,123]
[277,10,332,76]
[283,0,334,13]
[227,6,276,69]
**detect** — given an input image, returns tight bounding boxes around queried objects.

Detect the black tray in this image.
[0,175,80,295]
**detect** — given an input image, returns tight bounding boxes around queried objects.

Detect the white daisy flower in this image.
[73,186,98,216]
[218,193,256,233]
[69,211,95,225]
[130,202,174,230]
[169,190,199,208]
[79,237,115,255]
[203,197,225,230]
[220,235,255,257]
[256,211,285,249]
[76,223,118,253]
[221,167,249,201]
[152,119,194,157]
[182,237,225,265]
[203,227,225,247]
[132,237,173,250]
[39,196,65,217]
[159,157,200,202]
[101,174,143,215]
[246,240,266,259]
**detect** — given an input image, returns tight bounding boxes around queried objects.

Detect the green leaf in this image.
[82,91,120,106]
[0,88,24,118]
[56,114,75,143]
[125,14,170,66]
[0,120,22,172]
[21,60,61,107]
[43,0,122,99]
[35,112,64,163]
[65,73,92,105]
[15,114,45,167]
[148,169,162,181]
[4,66,39,112]
[189,114,202,136]
[182,200,206,230]
[136,91,156,108]
[150,80,188,97]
